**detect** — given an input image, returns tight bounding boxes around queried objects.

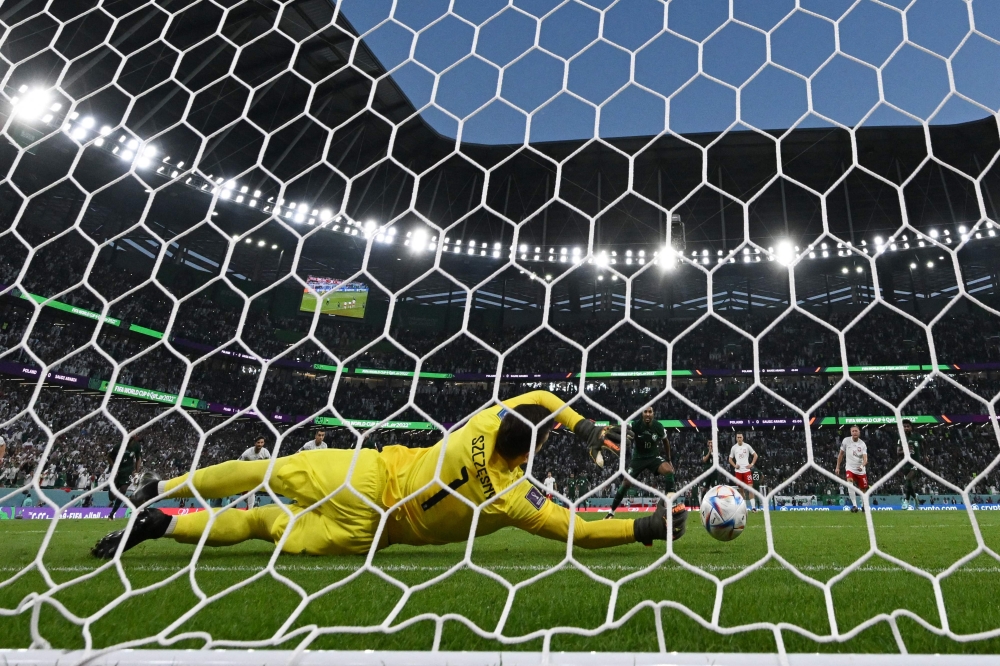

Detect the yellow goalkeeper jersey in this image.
[379,390,627,548]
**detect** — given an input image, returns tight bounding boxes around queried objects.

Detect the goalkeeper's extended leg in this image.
[130,459,276,507]
[92,504,288,558]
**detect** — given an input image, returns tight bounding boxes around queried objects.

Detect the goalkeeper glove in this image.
[575,420,631,468]
[633,500,688,546]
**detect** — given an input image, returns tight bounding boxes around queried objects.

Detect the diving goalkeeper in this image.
[91,391,686,558]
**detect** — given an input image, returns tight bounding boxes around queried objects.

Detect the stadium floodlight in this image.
[841,267,848,274]
[319,209,332,222]
[959,225,967,233]
[572,247,581,255]
[71,127,86,140]
[856,266,863,273]
[927,261,934,268]
[411,228,428,252]
[775,241,794,266]
[595,251,608,267]
[909,262,917,269]
[258,240,266,247]
[81,116,95,129]
[12,88,50,120]
[120,149,134,161]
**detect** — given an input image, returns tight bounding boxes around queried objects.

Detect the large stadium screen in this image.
[299,276,369,319]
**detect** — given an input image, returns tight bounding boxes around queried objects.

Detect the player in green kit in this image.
[700,439,717,492]
[566,471,589,506]
[108,435,143,520]
[605,406,675,519]
[897,419,923,509]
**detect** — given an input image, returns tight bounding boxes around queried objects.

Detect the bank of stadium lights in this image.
[10,86,60,122]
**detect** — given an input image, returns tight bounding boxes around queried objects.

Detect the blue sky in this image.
[338,0,1000,144]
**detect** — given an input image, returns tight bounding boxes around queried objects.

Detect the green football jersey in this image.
[702,449,713,470]
[119,439,142,474]
[902,432,923,462]
[630,418,666,459]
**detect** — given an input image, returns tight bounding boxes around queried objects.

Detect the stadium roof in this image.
[2,0,998,326]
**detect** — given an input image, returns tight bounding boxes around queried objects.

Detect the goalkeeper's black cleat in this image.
[128,474,162,509]
[91,508,170,559]
[851,506,859,513]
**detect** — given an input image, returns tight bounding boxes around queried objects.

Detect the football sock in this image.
[610,484,628,512]
[848,486,858,508]
[170,506,284,547]
[161,459,276,499]
[663,472,676,494]
[750,497,757,511]
[109,495,123,516]
[164,515,178,537]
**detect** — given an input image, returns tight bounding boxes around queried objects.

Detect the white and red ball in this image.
[700,485,747,542]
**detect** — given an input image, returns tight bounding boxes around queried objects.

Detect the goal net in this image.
[1,0,1000,662]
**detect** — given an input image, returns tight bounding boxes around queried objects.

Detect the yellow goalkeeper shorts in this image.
[253,448,388,556]
[169,449,388,555]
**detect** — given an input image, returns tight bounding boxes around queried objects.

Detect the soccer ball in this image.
[700,485,747,542]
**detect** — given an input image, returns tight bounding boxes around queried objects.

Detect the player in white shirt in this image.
[728,433,759,512]
[237,436,270,509]
[542,471,557,499]
[835,425,868,513]
[300,430,327,451]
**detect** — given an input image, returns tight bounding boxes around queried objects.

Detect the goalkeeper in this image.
[605,406,675,520]
[91,391,686,558]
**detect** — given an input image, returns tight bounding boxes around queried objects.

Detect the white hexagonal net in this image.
[1,0,1000,661]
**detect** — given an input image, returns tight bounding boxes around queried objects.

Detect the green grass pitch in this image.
[300,290,368,318]
[2,511,999,653]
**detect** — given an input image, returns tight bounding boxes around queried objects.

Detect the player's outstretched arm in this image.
[500,390,585,430]
[492,483,686,549]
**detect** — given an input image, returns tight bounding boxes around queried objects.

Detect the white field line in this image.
[3,564,999,574]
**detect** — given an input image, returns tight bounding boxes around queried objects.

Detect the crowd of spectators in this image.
[2,373,997,508]
[1,244,999,509]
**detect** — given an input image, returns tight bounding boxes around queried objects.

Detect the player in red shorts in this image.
[728,433,759,512]
[835,425,869,513]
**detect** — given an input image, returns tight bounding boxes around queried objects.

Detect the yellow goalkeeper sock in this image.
[161,459,275,499]
[168,505,284,547]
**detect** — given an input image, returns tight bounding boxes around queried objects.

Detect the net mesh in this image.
[1,0,999,657]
